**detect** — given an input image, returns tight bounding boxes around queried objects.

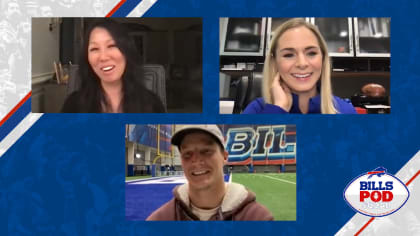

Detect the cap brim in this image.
[171,128,223,149]
[171,128,204,147]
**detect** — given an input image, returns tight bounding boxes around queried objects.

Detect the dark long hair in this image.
[78,19,164,113]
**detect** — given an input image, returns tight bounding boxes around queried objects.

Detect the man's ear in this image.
[223,150,228,164]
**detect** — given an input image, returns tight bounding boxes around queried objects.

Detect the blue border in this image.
[3,0,420,235]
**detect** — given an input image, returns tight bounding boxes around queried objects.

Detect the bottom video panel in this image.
[125,124,296,221]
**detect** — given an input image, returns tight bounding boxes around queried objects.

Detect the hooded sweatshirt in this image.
[146,182,274,221]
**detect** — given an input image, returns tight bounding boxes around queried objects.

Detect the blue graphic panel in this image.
[1,0,420,236]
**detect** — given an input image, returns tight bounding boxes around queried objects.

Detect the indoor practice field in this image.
[231,173,296,221]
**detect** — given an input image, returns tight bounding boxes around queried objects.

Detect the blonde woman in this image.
[243,18,356,114]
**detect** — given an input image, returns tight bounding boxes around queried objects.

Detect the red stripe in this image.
[106,0,127,17]
[355,217,374,236]
[0,91,31,128]
[253,159,296,165]
[227,158,251,165]
[405,170,420,186]
[367,171,384,175]
[355,169,420,235]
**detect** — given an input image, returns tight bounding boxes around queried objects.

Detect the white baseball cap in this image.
[171,125,225,150]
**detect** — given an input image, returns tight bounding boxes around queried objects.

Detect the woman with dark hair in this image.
[62,19,165,113]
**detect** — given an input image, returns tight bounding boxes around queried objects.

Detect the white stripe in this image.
[127,0,158,17]
[259,174,296,185]
[125,175,181,183]
[0,113,43,158]
[128,176,187,185]
[229,172,232,183]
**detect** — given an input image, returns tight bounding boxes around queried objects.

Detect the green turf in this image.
[232,173,296,221]
[125,175,152,181]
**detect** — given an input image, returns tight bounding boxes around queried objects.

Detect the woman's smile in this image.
[291,72,313,81]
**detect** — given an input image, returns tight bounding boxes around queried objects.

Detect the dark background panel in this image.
[3,0,420,235]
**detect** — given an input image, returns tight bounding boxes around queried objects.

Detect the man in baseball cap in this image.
[146,125,273,221]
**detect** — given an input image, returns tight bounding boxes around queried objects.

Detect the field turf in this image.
[232,173,296,221]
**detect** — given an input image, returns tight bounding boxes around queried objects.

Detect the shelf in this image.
[332,71,390,79]
[229,33,261,39]
[358,36,390,39]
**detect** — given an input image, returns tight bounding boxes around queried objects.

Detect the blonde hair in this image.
[262,18,337,114]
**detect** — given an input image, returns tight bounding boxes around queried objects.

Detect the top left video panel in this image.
[32,17,202,113]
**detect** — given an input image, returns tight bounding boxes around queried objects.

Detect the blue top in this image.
[242,94,357,114]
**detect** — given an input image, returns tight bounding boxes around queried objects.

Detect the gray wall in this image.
[32,18,60,83]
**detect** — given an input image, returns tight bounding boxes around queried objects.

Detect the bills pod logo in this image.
[343,167,409,217]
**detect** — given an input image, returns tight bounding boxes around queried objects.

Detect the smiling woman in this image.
[61,19,165,113]
[243,18,356,114]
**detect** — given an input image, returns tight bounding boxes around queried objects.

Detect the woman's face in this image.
[88,27,126,86]
[274,26,323,95]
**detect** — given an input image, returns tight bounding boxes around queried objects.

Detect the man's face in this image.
[179,132,226,192]
[6,2,21,18]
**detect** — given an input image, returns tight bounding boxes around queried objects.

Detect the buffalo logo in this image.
[367,166,386,179]
[343,167,409,217]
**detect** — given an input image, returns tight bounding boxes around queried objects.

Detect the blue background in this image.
[1,0,420,235]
